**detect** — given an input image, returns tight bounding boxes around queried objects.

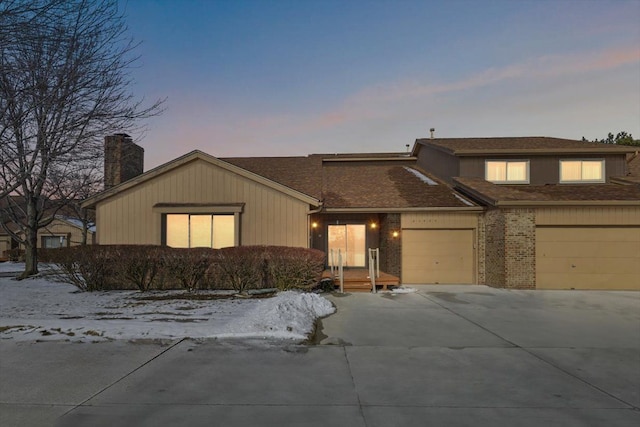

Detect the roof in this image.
[224,155,478,211]
[612,153,640,185]
[321,164,476,211]
[82,151,321,208]
[454,177,640,207]
[414,137,638,156]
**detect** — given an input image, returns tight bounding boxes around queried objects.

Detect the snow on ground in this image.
[0,266,335,343]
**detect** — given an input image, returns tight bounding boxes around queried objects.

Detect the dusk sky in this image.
[120,0,640,170]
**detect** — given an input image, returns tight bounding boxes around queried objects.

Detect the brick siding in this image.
[379,213,401,278]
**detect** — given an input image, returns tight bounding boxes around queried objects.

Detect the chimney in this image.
[104,134,144,189]
[430,128,435,139]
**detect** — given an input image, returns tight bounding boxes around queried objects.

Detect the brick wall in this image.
[104,134,144,189]
[483,208,536,289]
[379,213,401,277]
[477,214,486,285]
[503,208,536,289]
[484,209,505,286]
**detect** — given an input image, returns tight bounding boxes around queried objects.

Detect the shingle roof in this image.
[221,156,323,199]
[416,137,638,155]
[455,177,640,206]
[223,155,477,210]
[322,164,475,209]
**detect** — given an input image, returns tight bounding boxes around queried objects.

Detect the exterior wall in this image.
[483,209,506,286]
[484,208,536,289]
[415,146,459,184]
[0,234,11,256]
[535,206,640,226]
[459,154,626,184]
[310,213,381,267]
[503,209,536,289]
[379,213,401,277]
[37,220,93,248]
[95,158,311,247]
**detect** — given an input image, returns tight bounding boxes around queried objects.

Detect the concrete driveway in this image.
[1,285,639,426]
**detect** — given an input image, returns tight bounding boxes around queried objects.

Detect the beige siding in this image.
[37,220,91,247]
[536,206,640,226]
[95,158,310,247]
[401,212,479,229]
[0,235,11,255]
[536,226,640,290]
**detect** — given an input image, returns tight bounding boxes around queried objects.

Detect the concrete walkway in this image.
[1,285,639,426]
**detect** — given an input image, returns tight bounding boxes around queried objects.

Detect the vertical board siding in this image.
[401,212,479,229]
[96,159,310,247]
[536,206,640,225]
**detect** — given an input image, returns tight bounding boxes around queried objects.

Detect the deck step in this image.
[342,282,373,292]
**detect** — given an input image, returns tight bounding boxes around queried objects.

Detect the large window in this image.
[560,160,605,183]
[42,235,67,248]
[485,160,529,184]
[166,214,235,248]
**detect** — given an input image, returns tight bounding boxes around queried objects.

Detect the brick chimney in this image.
[104,134,144,189]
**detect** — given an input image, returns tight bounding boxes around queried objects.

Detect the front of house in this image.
[82,134,640,290]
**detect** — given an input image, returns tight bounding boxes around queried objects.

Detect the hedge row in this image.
[43,245,326,292]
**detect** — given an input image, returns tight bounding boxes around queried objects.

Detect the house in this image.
[413,137,640,290]
[82,134,640,290]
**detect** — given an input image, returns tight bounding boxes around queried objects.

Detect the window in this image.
[485,160,529,184]
[42,235,67,248]
[328,224,366,267]
[166,214,235,248]
[560,160,604,183]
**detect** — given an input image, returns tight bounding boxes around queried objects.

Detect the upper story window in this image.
[559,160,605,183]
[485,160,529,184]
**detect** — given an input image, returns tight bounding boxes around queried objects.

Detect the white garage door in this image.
[402,229,474,284]
[536,227,640,290]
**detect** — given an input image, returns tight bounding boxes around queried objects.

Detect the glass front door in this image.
[328,224,366,267]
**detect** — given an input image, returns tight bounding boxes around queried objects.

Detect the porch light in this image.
[311,222,318,229]
[370,222,377,229]
[392,231,399,238]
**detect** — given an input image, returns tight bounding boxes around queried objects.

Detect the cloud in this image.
[142,45,640,167]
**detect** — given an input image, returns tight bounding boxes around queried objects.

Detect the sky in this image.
[119,0,640,170]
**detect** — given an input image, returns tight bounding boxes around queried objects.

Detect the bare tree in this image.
[0,0,163,277]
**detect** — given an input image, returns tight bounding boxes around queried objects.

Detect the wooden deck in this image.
[322,268,400,292]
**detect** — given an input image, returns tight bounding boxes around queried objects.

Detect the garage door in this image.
[536,227,640,290]
[402,229,474,284]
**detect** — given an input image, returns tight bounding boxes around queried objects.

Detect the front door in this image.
[328,224,366,267]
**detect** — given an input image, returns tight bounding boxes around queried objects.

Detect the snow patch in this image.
[453,193,475,206]
[0,276,335,342]
[404,167,438,185]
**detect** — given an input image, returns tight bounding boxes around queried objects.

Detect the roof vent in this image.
[430,128,435,139]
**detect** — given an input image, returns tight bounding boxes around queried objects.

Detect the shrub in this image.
[163,247,216,291]
[266,246,325,290]
[214,246,265,293]
[5,249,25,262]
[47,246,120,291]
[118,245,168,292]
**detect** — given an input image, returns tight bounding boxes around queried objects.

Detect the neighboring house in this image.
[1,216,95,255]
[82,134,640,290]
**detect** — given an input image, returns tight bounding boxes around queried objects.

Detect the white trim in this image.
[485,159,530,184]
[559,159,605,183]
